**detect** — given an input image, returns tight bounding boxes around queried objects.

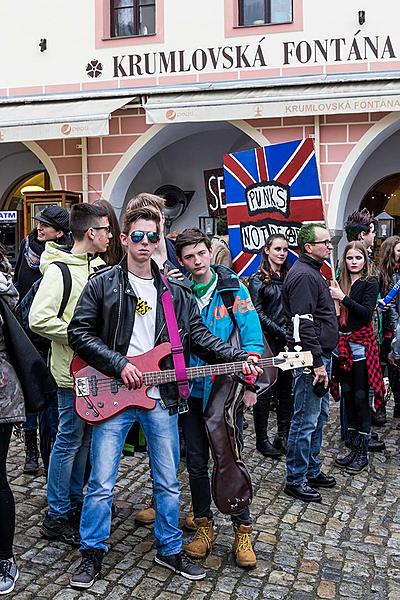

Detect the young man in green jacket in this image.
[29,203,110,545]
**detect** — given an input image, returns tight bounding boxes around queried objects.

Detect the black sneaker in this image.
[68,502,83,526]
[155,551,206,580]
[70,549,104,589]
[40,513,80,546]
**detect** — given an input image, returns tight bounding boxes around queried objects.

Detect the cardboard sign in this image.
[223,138,330,278]
[203,168,226,217]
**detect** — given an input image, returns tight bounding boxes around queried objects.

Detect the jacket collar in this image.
[214,264,240,293]
[299,253,323,270]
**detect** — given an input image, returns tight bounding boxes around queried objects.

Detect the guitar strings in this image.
[75,357,296,391]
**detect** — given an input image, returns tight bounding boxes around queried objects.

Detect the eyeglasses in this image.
[130,231,160,244]
[309,240,333,247]
[91,226,111,234]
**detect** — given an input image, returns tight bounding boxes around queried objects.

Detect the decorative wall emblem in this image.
[86,59,103,78]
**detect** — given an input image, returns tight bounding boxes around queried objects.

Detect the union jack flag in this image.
[223,138,331,279]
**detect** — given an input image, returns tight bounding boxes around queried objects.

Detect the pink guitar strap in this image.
[160,276,190,408]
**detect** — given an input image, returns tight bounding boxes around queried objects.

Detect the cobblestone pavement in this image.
[7,402,400,600]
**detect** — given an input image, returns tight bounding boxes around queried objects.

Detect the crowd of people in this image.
[0,197,399,595]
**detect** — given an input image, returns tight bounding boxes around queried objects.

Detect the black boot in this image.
[273,398,293,456]
[345,433,369,474]
[23,430,39,474]
[253,397,280,459]
[335,429,357,467]
[273,430,289,455]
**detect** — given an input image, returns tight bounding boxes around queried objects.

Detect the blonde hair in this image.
[127,193,165,214]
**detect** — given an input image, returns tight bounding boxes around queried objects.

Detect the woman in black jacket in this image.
[248,234,293,457]
[330,241,383,474]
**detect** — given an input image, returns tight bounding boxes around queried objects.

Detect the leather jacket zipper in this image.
[113,282,123,350]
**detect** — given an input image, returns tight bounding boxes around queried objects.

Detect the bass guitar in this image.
[71,342,312,424]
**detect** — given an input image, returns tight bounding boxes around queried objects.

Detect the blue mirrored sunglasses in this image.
[130,230,160,244]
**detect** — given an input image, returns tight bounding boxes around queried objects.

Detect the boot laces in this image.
[76,552,99,576]
[0,560,13,582]
[236,530,252,552]
[194,524,213,548]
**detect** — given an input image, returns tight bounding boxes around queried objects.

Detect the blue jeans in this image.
[47,388,91,519]
[285,355,331,486]
[80,400,181,556]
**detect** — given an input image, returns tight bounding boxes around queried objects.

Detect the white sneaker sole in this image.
[0,568,19,595]
[70,572,101,589]
[154,556,206,580]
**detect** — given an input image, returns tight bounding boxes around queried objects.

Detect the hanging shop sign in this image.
[203,169,226,218]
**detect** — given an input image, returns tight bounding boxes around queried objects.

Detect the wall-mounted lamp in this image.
[199,215,216,237]
[358,10,365,25]
[39,38,47,52]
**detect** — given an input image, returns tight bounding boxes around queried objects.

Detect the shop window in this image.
[239,0,292,26]
[111,0,155,37]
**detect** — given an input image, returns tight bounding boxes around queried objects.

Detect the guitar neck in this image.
[142,357,279,387]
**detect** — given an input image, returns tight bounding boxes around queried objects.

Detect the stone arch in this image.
[23,141,61,189]
[327,112,400,232]
[103,120,269,216]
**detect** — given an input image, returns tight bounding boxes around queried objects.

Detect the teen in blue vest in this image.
[176,228,263,569]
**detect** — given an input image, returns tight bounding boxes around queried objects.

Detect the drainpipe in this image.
[81,137,89,203]
[314,115,320,167]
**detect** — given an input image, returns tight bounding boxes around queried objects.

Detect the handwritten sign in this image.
[223,139,329,277]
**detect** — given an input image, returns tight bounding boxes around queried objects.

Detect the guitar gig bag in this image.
[204,372,252,515]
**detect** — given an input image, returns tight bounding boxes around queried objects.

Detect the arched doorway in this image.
[328,112,400,236]
[361,173,400,235]
[0,171,53,264]
[104,120,268,229]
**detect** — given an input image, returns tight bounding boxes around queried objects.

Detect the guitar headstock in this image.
[274,351,313,371]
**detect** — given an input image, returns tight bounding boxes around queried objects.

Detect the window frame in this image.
[238,0,293,28]
[110,0,156,39]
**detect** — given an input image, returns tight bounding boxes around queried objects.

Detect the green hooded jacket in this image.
[29,241,104,388]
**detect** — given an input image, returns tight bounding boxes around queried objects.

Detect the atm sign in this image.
[0,212,17,222]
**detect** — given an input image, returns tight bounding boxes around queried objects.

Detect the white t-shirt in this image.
[128,272,160,399]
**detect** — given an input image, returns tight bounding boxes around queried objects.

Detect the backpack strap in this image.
[52,262,72,319]
[219,289,238,329]
[160,275,190,408]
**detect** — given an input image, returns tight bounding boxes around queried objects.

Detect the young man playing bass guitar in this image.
[67,206,261,589]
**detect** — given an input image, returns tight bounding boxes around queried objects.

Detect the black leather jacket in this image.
[248,270,287,352]
[68,257,248,412]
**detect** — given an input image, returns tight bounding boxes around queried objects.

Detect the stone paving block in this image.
[7,403,400,599]
[317,580,337,598]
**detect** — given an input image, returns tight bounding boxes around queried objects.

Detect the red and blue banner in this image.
[223,138,331,278]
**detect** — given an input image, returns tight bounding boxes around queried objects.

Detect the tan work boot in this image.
[135,498,155,525]
[184,504,196,531]
[184,517,215,559]
[233,525,257,568]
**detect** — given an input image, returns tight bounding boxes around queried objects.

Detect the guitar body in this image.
[71,342,172,424]
[204,374,252,516]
